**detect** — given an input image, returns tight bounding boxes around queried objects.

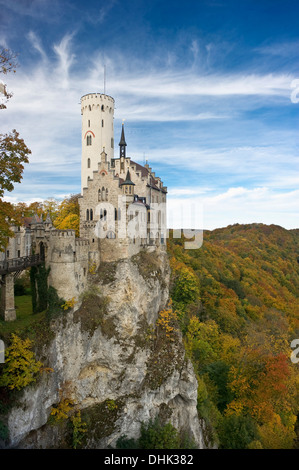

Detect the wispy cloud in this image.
[1,31,298,230]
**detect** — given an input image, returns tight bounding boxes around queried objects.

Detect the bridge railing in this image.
[0,254,44,275]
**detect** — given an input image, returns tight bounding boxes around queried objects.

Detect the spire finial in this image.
[119,121,127,158]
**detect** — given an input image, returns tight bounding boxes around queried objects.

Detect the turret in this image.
[81,93,115,192]
[120,169,135,199]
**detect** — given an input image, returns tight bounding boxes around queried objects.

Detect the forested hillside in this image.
[167,223,299,449]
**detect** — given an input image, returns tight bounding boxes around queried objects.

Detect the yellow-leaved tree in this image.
[0,334,50,391]
[54,194,80,236]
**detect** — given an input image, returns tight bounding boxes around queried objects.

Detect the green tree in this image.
[138,419,181,449]
[218,414,259,449]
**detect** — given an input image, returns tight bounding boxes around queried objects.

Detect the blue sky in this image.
[1,0,299,230]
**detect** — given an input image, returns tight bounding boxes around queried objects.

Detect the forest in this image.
[168,223,299,448]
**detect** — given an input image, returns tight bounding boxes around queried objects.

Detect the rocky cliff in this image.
[5,247,207,449]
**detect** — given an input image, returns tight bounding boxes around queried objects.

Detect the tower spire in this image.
[119,122,127,158]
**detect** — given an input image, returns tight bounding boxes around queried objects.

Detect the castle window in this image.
[111,138,114,148]
[101,105,104,111]
[87,158,91,168]
[88,120,90,127]
[121,161,124,171]
[90,209,93,221]
[89,105,91,111]
[17,250,20,258]
[6,250,9,258]
[86,209,89,221]
[102,120,104,127]
[102,187,105,201]
[98,189,101,201]
[87,135,92,146]
[114,208,117,221]
[106,188,108,201]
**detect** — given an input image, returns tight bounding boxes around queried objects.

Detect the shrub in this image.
[0,334,44,391]
[138,418,181,449]
[218,414,259,449]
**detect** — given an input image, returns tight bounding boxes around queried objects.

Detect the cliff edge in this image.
[5,247,206,448]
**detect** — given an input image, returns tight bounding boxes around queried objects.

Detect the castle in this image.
[0,93,167,321]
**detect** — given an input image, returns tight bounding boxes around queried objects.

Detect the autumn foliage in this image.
[167,224,299,448]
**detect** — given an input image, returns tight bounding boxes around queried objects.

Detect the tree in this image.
[0,49,31,251]
[0,47,17,109]
[0,334,43,391]
[54,194,80,236]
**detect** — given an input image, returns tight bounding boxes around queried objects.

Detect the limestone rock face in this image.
[5,248,207,449]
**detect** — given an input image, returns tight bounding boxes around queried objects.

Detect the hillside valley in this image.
[167,223,299,448]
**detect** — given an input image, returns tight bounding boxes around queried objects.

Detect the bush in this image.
[218,414,259,449]
[139,418,181,449]
[0,421,8,441]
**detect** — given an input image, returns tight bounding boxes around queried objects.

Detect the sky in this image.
[1,0,299,230]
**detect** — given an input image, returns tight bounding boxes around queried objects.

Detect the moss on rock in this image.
[80,398,124,446]
[73,291,114,338]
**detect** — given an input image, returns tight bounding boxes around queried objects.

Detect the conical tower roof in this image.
[120,169,135,186]
[119,123,127,147]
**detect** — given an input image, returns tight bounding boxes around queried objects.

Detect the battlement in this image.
[81,93,115,112]
[75,238,90,246]
[50,229,76,238]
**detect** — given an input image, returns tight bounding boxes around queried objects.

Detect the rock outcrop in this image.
[5,248,207,449]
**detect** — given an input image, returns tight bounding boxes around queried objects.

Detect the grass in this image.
[0,295,46,343]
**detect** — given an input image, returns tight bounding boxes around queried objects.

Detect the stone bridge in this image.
[0,254,44,321]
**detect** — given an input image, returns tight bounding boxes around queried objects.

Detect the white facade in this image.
[81,93,115,192]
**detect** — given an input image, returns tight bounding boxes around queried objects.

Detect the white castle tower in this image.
[81,93,115,192]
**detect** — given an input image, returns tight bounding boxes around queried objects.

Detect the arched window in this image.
[98,189,101,201]
[87,135,92,146]
[86,209,89,221]
[90,209,93,221]
[101,105,104,111]
[87,158,91,168]
[107,231,116,239]
[101,186,105,201]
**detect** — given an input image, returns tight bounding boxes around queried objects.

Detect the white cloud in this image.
[1,33,298,231]
[167,187,299,230]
